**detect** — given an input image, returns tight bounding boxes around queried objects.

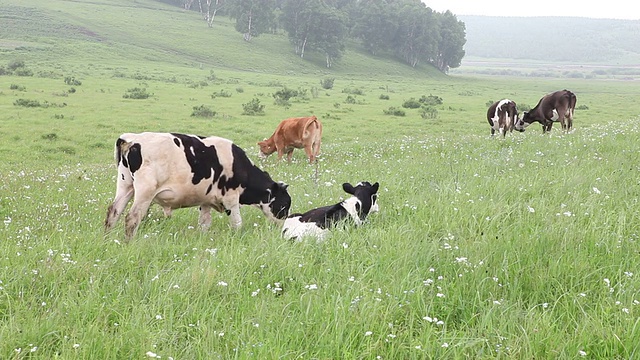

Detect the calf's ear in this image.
[343,182,355,194]
[372,182,380,193]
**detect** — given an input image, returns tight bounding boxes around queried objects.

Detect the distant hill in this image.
[459,16,640,65]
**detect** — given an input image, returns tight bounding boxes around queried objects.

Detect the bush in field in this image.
[420,105,438,119]
[379,94,390,100]
[242,98,265,115]
[211,89,232,98]
[345,95,356,104]
[14,99,44,107]
[342,87,364,95]
[577,104,589,110]
[10,84,26,91]
[14,67,33,76]
[402,98,421,109]
[64,76,82,86]
[383,107,405,116]
[123,87,152,99]
[320,77,335,90]
[0,66,8,75]
[419,94,443,106]
[7,60,25,71]
[191,105,217,118]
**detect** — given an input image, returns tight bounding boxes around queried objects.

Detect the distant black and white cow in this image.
[516,89,577,133]
[487,99,522,137]
[282,181,379,241]
[104,132,292,240]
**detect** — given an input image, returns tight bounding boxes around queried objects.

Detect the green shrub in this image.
[123,87,152,99]
[41,133,58,141]
[242,98,265,115]
[420,105,438,119]
[7,59,25,71]
[236,87,244,93]
[379,94,390,100]
[342,87,364,95]
[191,105,217,118]
[10,84,26,91]
[419,94,443,106]
[383,107,405,116]
[320,77,335,90]
[64,76,82,86]
[577,104,589,110]
[402,98,421,109]
[14,68,33,76]
[14,99,43,107]
[345,95,356,104]
[273,87,298,102]
[211,89,232,98]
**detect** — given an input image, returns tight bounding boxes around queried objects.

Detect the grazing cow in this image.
[516,90,577,133]
[282,181,379,241]
[258,115,323,163]
[487,99,522,137]
[104,132,292,240]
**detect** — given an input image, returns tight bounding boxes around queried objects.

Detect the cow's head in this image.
[343,181,380,221]
[515,112,532,131]
[257,138,275,159]
[257,181,291,222]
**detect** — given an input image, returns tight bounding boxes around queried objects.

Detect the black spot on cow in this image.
[171,133,223,185]
[115,138,126,167]
[173,138,180,147]
[127,143,142,173]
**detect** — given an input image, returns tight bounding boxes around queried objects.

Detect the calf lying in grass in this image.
[282,181,379,241]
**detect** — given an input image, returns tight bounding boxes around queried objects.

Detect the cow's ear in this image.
[343,182,355,194]
[372,182,380,193]
[279,181,289,190]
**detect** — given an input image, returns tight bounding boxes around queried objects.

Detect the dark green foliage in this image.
[236,87,244,93]
[14,67,33,76]
[345,95,356,104]
[342,87,364,95]
[273,87,298,102]
[211,89,232,98]
[64,76,82,86]
[122,87,152,99]
[383,107,405,116]
[320,77,335,90]
[242,98,265,115]
[13,99,66,108]
[191,105,217,118]
[419,94,443,106]
[379,94,390,100]
[68,87,76,93]
[10,84,26,91]
[41,133,58,141]
[7,59,25,71]
[402,98,421,109]
[420,105,438,119]
[229,0,276,41]
[0,66,7,75]
[577,104,589,110]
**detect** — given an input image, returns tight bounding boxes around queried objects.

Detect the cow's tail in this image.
[305,115,320,131]
[566,90,577,119]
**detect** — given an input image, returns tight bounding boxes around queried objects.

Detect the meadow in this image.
[2,0,640,358]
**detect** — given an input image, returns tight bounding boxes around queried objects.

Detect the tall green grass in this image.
[1,0,640,358]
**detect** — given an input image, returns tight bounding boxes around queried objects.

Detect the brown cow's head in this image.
[257,138,276,159]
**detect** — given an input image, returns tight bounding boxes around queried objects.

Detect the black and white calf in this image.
[282,181,379,241]
[104,132,292,240]
[487,99,521,137]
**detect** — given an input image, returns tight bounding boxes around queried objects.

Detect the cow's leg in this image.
[104,180,134,232]
[199,205,212,230]
[276,147,285,161]
[286,149,294,162]
[304,144,315,163]
[123,186,155,240]
[226,204,242,229]
[313,138,321,161]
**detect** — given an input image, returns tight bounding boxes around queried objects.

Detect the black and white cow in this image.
[282,181,379,241]
[104,132,292,240]
[487,99,522,137]
[516,89,577,133]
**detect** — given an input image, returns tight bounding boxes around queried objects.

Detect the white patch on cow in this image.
[551,109,560,121]
[341,197,363,226]
[282,216,330,242]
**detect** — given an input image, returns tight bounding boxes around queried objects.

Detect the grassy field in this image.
[2,0,640,358]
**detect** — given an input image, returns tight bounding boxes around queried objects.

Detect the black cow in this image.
[282,181,379,241]
[516,90,577,133]
[104,132,291,240]
[487,99,522,137]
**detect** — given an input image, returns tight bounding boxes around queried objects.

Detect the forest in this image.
[155,0,467,72]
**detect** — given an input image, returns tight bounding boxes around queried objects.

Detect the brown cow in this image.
[258,115,322,163]
[516,90,577,133]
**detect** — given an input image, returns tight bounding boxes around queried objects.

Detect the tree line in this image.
[156,0,466,72]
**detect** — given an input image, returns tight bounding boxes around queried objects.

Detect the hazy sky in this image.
[425,0,640,20]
